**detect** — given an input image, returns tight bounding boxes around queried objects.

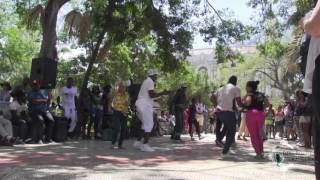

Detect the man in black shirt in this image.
[171,86,188,141]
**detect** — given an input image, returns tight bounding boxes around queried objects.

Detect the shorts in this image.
[285,119,294,128]
[265,119,273,126]
[299,116,311,123]
[136,101,154,133]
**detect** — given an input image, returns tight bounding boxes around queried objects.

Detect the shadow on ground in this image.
[0,135,315,180]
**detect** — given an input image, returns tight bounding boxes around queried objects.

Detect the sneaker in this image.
[111,145,118,149]
[133,141,142,149]
[191,137,195,141]
[237,135,242,140]
[215,140,224,147]
[140,144,155,152]
[24,138,33,143]
[221,152,233,158]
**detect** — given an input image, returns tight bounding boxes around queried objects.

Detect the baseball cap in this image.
[148,69,158,76]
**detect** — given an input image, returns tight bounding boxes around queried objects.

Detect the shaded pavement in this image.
[0,134,315,180]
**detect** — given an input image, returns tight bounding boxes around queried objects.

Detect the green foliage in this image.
[157,62,216,110]
[0,1,40,83]
[200,11,253,65]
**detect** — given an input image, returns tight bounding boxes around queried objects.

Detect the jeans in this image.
[89,107,103,137]
[30,110,54,142]
[112,111,127,146]
[216,111,236,153]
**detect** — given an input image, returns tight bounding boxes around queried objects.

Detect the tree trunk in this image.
[79,31,108,93]
[39,0,70,60]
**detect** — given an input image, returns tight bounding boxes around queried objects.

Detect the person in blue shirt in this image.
[28,80,54,143]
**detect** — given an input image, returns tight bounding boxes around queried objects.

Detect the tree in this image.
[61,0,201,105]
[0,1,40,83]
[23,0,70,60]
[256,41,303,99]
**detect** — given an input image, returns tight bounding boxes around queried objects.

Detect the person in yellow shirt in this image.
[111,81,130,149]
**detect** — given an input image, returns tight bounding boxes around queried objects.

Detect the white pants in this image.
[136,101,154,133]
[0,116,13,137]
[63,106,77,133]
[303,37,320,94]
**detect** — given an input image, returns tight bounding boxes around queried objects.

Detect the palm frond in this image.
[65,10,83,37]
[64,10,91,42]
[79,13,91,42]
[27,4,44,29]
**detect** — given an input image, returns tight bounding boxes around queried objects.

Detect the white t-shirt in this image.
[136,77,154,106]
[60,86,77,108]
[216,83,241,112]
[9,101,27,116]
[303,37,320,94]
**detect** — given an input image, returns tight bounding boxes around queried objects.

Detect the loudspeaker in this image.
[30,58,57,89]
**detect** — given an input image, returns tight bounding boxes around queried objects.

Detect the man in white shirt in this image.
[133,69,170,152]
[212,76,243,155]
[58,77,78,135]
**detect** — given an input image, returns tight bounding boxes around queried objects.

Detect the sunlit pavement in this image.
[0,134,315,180]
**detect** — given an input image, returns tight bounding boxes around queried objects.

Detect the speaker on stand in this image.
[30,58,58,89]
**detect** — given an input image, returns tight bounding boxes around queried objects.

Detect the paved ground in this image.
[0,134,315,180]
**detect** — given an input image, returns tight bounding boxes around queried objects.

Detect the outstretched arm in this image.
[148,90,170,98]
[302,1,320,36]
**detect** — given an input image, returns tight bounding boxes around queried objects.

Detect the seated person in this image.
[28,80,54,143]
[0,82,12,119]
[0,111,22,145]
[9,91,30,141]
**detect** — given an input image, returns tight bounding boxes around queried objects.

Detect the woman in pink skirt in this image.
[243,81,269,159]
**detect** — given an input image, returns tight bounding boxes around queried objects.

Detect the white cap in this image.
[148,69,158,76]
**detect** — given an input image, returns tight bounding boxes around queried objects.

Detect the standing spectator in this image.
[203,105,209,134]
[265,104,275,139]
[188,98,201,141]
[294,91,304,145]
[11,77,31,98]
[237,113,249,141]
[171,86,187,141]
[88,85,103,139]
[133,69,170,152]
[243,81,269,159]
[0,82,12,119]
[9,90,30,141]
[28,80,54,143]
[102,85,113,129]
[58,77,78,137]
[196,100,204,132]
[212,76,243,155]
[0,82,12,102]
[284,103,295,140]
[274,105,285,139]
[299,91,312,148]
[111,81,129,149]
[78,88,91,139]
